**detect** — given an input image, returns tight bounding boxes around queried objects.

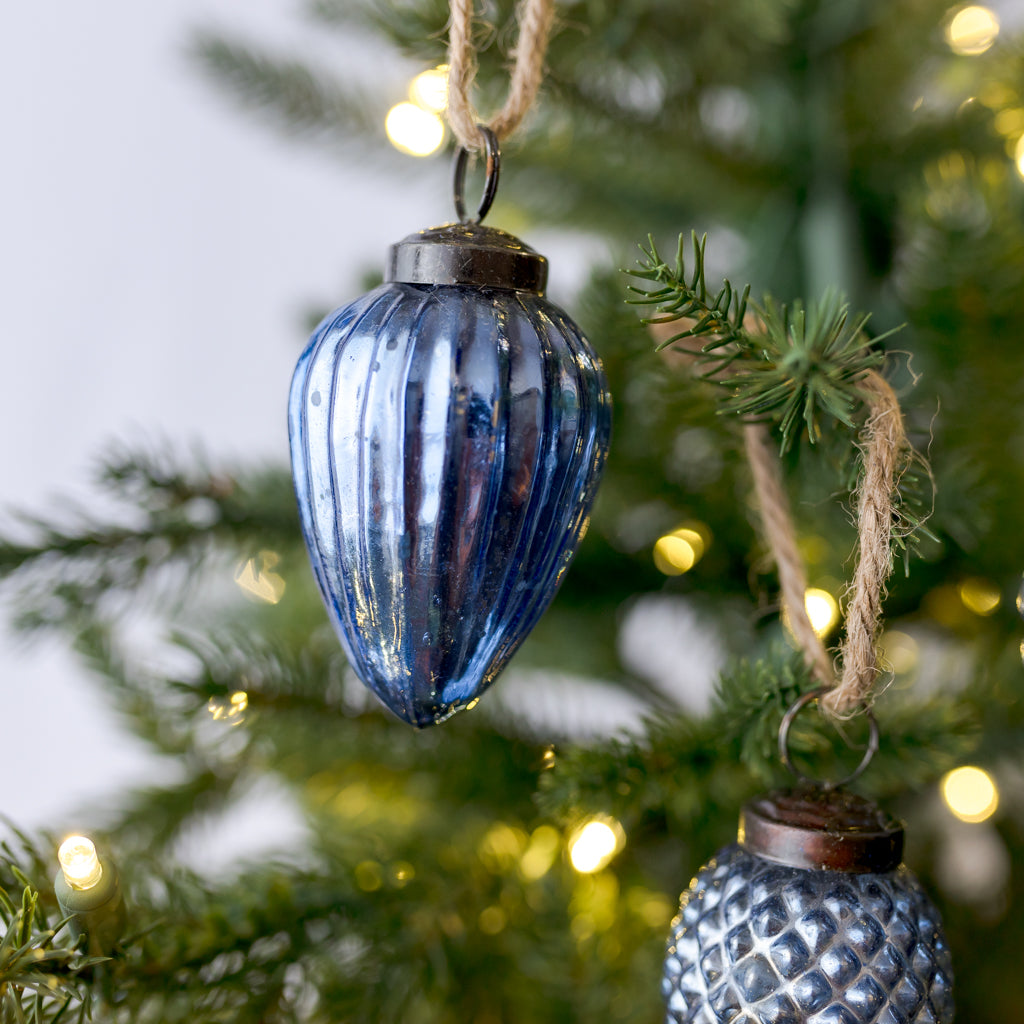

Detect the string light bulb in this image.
[385,102,445,157]
[804,588,840,637]
[568,817,624,874]
[409,66,449,113]
[58,835,103,890]
[54,835,126,954]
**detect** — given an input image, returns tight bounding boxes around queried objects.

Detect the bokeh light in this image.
[958,577,1001,616]
[653,524,708,576]
[520,825,560,880]
[208,690,248,725]
[409,66,449,113]
[1015,135,1024,181]
[355,860,383,891]
[993,108,1024,138]
[804,588,840,637]
[568,818,624,874]
[478,905,507,934]
[945,5,1000,55]
[235,550,286,604]
[942,766,999,823]
[877,630,920,676]
[385,102,445,156]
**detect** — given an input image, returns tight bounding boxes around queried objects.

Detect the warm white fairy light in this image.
[804,588,840,637]
[942,766,999,823]
[653,524,708,576]
[409,66,449,113]
[58,835,103,891]
[235,550,286,605]
[208,690,248,724]
[568,818,624,874]
[385,102,445,157]
[945,6,1000,55]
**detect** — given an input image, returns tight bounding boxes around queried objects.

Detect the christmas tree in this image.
[2,0,1023,1020]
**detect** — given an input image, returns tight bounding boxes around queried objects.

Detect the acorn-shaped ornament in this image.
[288,131,611,726]
[663,789,954,1023]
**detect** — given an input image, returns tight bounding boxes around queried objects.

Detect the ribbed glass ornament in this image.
[288,235,611,726]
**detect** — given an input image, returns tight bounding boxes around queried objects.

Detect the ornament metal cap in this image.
[386,222,549,294]
[386,123,548,294]
[739,787,905,873]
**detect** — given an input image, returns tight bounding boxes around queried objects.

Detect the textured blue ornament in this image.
[288,222,611,727]
[663,792,954,1023]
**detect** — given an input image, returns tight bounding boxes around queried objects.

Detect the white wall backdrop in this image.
[0,0,448,841]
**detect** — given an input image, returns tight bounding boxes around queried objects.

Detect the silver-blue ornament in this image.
[663,789,954,1024]
[288,134,611,726]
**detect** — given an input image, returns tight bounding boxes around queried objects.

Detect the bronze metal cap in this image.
[386,222,548,294]
[739,788,904,874]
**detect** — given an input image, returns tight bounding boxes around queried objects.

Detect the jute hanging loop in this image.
[446,0,557,151]
[744,421,835,691]
[828,371,907,716]
[745,369,911,719]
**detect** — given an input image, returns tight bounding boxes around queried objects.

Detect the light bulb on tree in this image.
[58,835,103,890]
[568,817,624,874]
[54,834,126,954]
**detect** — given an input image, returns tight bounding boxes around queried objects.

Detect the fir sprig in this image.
[626,233,891,451]
[628,233,750,354]
[0,839,101,1024]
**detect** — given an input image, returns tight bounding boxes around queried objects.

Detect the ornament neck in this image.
[739,787,904,873]
[386,222,548,294]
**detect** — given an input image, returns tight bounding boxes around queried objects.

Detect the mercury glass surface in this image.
[289,280,611,727]
[663,844,954,1024]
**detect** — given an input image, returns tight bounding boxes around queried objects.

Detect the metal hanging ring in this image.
[778,687,879,791]
[452,125,500,224]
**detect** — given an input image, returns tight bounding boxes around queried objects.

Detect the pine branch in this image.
[0,839,102,1024]
[539,649,981,832]
[624,233,940,558]
[627,233,751,353]
[0,447,300,634]
[190,32,386,144]
[626,232,890,449]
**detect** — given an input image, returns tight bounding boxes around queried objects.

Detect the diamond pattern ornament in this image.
[663,789,954,1023]
[289,221,611,727]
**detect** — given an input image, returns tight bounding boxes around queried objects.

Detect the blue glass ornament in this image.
[288,131,611,726]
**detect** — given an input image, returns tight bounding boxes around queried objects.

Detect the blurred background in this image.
[1,0,436,835]
[2,0,1024,1020]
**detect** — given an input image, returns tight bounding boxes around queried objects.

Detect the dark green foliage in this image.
[4,0,1024,1020]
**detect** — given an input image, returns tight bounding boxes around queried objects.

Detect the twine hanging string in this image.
[745,370,909,718]
[447,0,557,151]
[744,422,835,691]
